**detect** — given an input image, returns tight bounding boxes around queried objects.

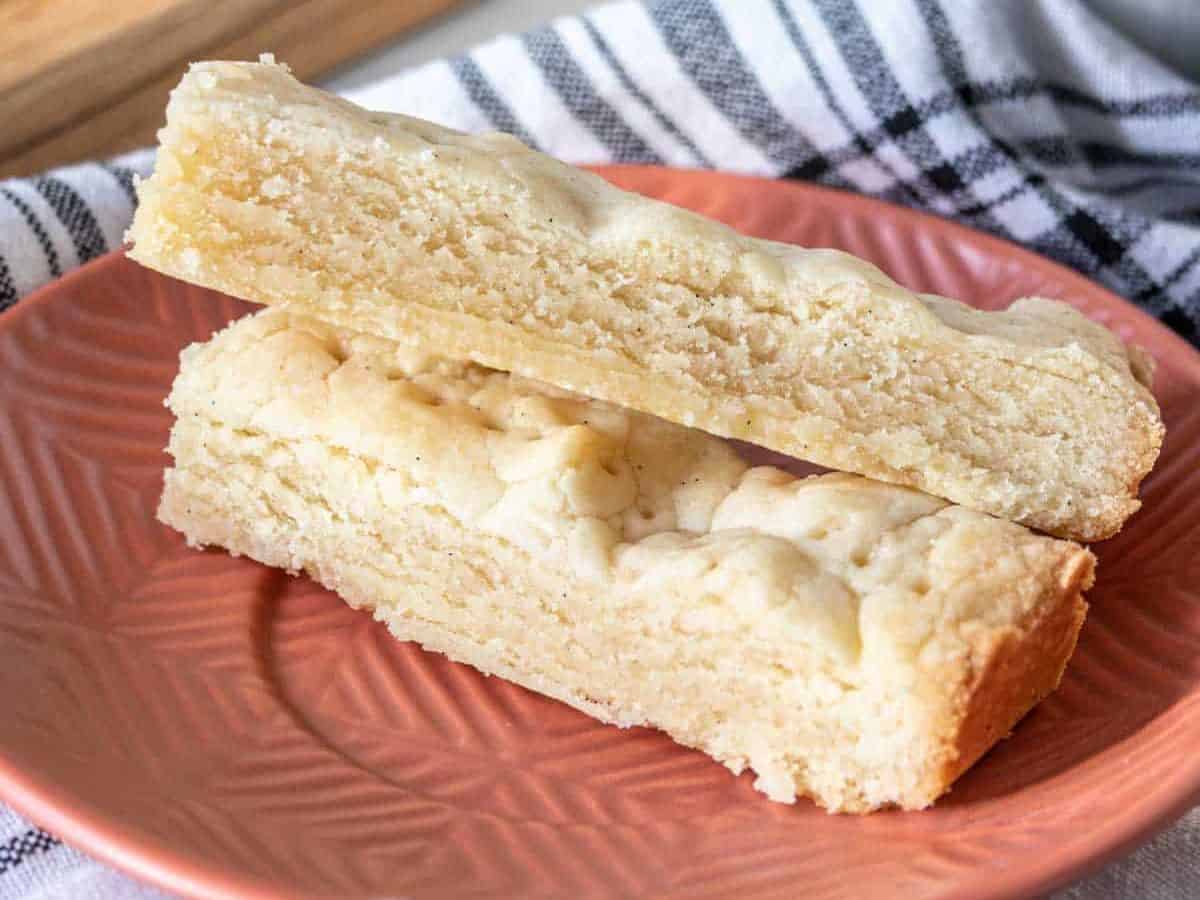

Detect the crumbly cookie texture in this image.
[159,310,1093,812]
[130,59,1162,541]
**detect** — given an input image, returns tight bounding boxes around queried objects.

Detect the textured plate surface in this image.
[1,167,1199,900]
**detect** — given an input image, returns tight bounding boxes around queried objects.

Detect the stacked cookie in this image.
[126,60,1162,812]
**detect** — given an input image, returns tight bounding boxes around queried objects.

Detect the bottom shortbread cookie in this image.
[158,310,1092,812]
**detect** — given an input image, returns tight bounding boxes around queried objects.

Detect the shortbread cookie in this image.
[159,310,1092,812]
[129,60,1162,541]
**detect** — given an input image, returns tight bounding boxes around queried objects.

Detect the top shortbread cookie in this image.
[128,59,1163,540]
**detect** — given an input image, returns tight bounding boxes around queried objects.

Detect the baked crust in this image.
[128,60,1163,540]
[933,552,1092,801]
[158,310,1093,812]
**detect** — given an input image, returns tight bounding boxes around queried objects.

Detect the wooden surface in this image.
[0,0,466,179]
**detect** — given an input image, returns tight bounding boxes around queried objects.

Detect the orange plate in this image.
[1,167,1198,900]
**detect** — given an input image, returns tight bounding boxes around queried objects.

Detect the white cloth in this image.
[0,1,1197,896]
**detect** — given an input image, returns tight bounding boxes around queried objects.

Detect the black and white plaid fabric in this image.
[1,1,1198,897]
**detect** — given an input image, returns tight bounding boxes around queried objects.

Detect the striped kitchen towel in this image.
[0,1,1198,898]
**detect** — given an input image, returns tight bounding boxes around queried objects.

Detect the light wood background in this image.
[0,0,466,179]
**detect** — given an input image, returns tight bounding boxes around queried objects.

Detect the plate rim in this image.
[0,165,1198,900]
[0,251,281,900]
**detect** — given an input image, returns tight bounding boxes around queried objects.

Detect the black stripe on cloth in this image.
[449,56,537,147]
[521,26,659,163]
[934,73,1200,119]
[0,252,17,312]
[770,0,914,196]
[910,0,1083,234]
[912,0,969,88]
[912,0,1169,318]
[950,171,1048,220]
[772,77,1199,197]
[1062,208,1128,265]
[0,187,62,279]
[1041,83,1200,118]
[0,827,60,875]
[579,15,711,166]
[1078,142,1200,172]
[826,69,1200,127]
[1161,304,1200,341]
[915,0,1200,324]
[811,0,913,131]
[1034,180,1160,306]
[34,176,107,265]
[101,163,139,207]
[932,142,1022,184]
[648,0,840,179]
[1018,136,1200,174]
[1027,206,1156,303]
[810,0,988,213]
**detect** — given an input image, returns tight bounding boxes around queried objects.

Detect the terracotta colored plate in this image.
[1,167,1198,900]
